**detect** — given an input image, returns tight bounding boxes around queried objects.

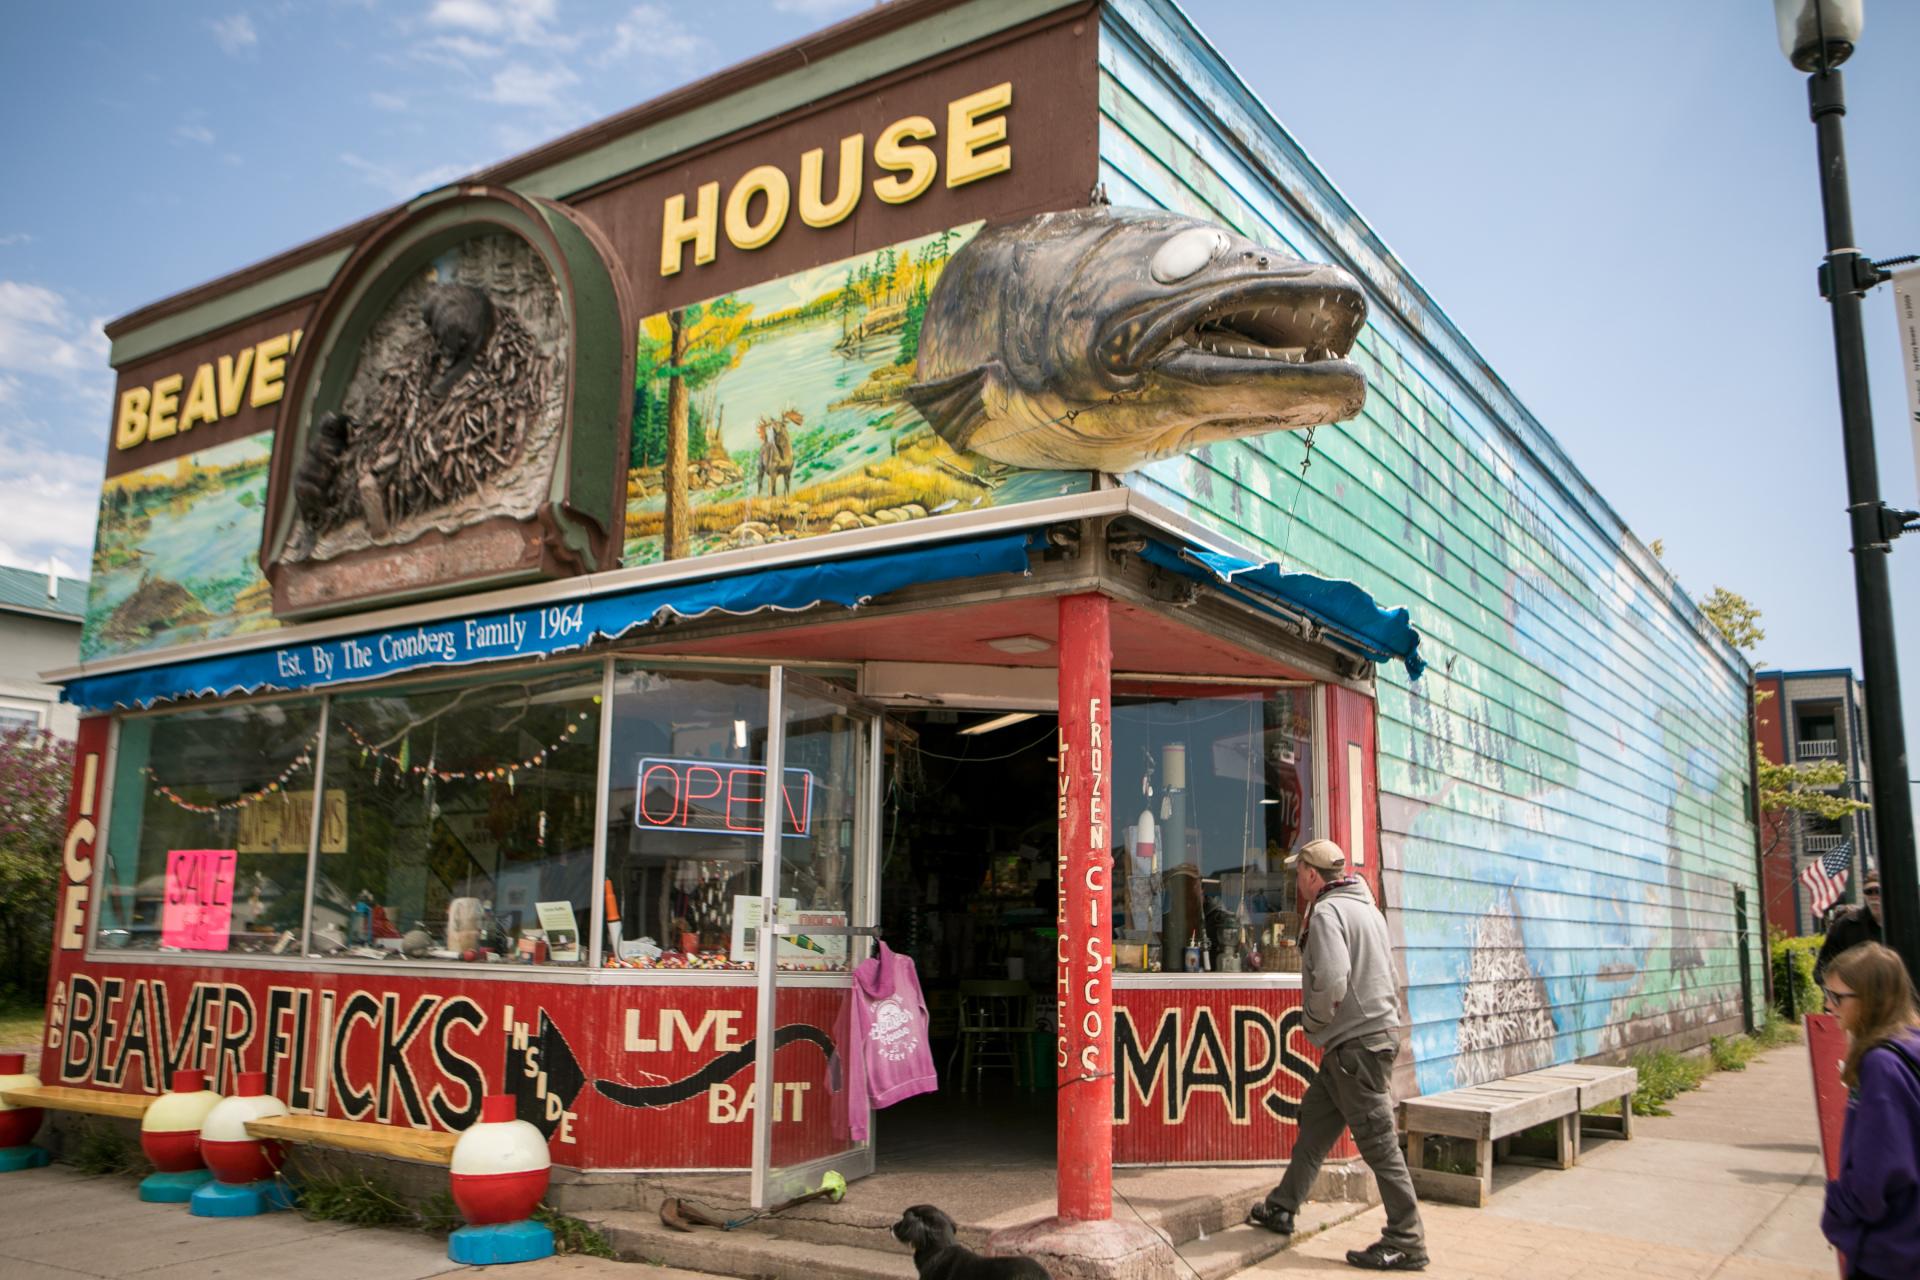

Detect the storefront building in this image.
[41,0,1758,1228]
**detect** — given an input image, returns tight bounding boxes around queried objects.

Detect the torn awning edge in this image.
[60,531,1035,712]
[1137,539,1426,680]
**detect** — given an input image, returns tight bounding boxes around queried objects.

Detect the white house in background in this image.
[0,564,85,738]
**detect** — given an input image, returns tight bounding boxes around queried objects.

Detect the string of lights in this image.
[337,712,592,788]
[145,734,318,815]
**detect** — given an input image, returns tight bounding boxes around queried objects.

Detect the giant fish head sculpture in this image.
[906,207,1368,472]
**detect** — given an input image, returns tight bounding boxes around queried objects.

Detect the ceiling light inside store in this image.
[986,634,1052,654]
[733,719,749,750]
[959,711,1038,736]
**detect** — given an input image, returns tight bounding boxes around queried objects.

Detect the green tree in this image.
[0,727,73,1001]
[896,278,929,366]
[1701,587,1868,855]
[1702,587,1765,654]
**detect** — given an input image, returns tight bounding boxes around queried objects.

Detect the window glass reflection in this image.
[1111,688,1317,973]
[321,666,602,965]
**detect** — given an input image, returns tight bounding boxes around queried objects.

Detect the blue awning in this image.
[62,532,1033,712]
[1138,540,1425,679]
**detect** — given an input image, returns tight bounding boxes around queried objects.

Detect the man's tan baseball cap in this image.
[1286,838,1347,872]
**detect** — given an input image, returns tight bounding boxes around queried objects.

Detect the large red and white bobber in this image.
[189,1071,294,1217]
[138,1069,222,1201]
[447,1095,554,1265]
[0,1052,49,1172]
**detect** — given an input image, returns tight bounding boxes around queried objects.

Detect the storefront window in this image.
[603,664,864,973]
[97,699,324,956]
[604,665,770,971]
[1110,687,1318,974]
[320,665,602,965]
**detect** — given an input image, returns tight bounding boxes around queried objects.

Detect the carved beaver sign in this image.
[292,410,353,528]
[420,282,495,399]
[906,207,1368,472]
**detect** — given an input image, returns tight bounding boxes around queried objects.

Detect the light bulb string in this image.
[337,712,591,784]
[145,730,320,815]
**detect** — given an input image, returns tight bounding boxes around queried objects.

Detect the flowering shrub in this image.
[0,726,73,1001]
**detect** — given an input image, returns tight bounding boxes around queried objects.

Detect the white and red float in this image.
[189,1071,295,1217]
[447,1094,554,1264]
[0,1053,48,1172]
[138,1069,222,1201]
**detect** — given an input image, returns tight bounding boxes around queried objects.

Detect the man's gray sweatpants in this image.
[1266,1033,1424,1252]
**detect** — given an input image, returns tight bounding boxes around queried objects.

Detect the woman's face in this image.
[1824,973,1864,1035]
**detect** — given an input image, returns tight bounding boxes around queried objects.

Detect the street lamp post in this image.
[1775,0,1920,976]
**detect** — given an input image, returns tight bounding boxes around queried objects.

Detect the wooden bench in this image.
[1402,1078,1579,1207]
[0,1085,155,1122]
[1512,1063,1637,1156]
[243,1114,457,1166]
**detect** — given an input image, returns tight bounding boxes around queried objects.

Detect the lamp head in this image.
[1775,0,1864,71]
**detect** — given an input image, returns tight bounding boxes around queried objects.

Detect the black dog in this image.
[891,1205,1051,1279]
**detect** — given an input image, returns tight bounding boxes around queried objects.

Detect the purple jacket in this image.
[1822,1027,1920,1275]
[846,944,938,1140]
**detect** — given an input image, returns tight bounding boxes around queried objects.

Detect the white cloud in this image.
[603,3,706,64]
[0,232,30,247]
[370,90,410,111]
[339,152,474,199]
[0,282,110,394]
[429,33,503,62]
[173,122,216,146]
[773,0,871,17]
[483,62,578,108]
[210,13,258,56]
[425,0,570,49]
[0,443,104,570]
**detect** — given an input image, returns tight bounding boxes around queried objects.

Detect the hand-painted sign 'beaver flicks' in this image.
[907,207,1368,472]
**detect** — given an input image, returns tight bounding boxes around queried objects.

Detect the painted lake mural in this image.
[82,431,280,660]
[623,223,1091,565]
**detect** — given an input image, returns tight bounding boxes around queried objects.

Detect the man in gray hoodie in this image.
[1247,839,1427,1271]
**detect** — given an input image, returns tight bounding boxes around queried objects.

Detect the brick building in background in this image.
[1755,668,1873,935]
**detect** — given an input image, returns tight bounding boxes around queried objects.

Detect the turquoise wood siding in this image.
[1101,0,1759,1093]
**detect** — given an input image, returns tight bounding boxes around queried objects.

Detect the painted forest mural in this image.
[623,222,1090,565]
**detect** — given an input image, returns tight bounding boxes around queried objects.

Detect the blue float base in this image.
[140,1169,215,1202]
[0,1145,50,1172]
[189,1178,296,1217]
[448,1220,556,1265]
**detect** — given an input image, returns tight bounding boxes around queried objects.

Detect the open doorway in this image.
[873,707,1060,1171]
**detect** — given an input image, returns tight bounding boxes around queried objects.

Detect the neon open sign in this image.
[634,757,814,838]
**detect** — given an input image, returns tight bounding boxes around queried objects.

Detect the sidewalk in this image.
[0,1042,1838,1279]
[1236,1043,1835,1279]
[0,1166,709,1280]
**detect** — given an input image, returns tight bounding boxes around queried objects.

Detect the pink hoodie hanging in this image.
[846,942,938,1140]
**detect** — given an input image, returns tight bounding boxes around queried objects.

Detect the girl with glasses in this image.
[1819,942,1920,1280]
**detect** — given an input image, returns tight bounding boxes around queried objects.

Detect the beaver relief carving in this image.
[291,275,556,550]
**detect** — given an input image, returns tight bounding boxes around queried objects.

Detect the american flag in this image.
[1800,840,1854,917]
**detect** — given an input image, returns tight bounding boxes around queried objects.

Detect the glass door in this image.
[749,667,883,1208]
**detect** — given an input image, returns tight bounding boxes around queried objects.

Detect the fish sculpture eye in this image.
[1149,226,1230,284]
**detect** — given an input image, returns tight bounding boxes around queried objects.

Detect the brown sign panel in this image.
[104,303,317,480]
[573,9,1099,318]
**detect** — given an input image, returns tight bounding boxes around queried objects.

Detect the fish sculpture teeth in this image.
[905,206,1369,472]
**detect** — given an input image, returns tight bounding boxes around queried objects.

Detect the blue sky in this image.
[2,0,1916,764]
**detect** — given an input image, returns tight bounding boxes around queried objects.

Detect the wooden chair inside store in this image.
[954,979,1035,1092]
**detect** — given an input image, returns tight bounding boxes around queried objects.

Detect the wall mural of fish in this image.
[906,206,1369,472]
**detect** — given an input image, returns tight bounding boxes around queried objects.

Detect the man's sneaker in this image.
[1345,1241,1428,1271]
[1245,1202,1294,1235]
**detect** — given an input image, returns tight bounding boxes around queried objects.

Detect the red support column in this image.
[1056,592,1112,1222]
